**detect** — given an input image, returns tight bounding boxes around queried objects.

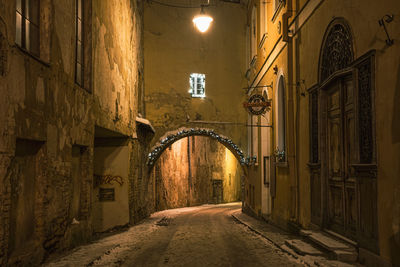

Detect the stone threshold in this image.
[300,229,358,263]
[232,210,362,267]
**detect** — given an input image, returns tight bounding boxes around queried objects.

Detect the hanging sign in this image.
[243,94,271,115]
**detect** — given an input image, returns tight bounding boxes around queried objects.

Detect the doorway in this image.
[93,127,130,232]
[322,76,357,240]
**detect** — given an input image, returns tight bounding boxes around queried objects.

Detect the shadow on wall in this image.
[392,61,400,144]
[391,186,400,267]
[390,232,400,267]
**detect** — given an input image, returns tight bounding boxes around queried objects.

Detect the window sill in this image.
[191,95,205,98]
[74,83,92,94]
[15,45,50,67]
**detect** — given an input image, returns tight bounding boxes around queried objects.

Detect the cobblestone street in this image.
[44,203,304,267]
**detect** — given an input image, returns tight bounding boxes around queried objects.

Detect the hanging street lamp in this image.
[193,1,213,33]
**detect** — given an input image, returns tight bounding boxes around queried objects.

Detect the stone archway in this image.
[147,127,249,172]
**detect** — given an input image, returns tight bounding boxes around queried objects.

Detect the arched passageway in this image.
[147,128,249,170]
[147,128,248,211]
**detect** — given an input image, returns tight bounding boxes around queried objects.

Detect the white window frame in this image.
[189,73,206,98]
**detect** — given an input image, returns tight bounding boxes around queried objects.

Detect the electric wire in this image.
[148,0,213,8]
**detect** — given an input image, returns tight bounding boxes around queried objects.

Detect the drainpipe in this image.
[282,0,300,224]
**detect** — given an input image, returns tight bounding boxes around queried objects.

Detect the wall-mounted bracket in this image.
[243,82,273,95]
[378,14,394,46]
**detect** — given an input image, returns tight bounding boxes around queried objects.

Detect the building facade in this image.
[143,0,249,210]
[244,0,400,266]
[0,0,154,265]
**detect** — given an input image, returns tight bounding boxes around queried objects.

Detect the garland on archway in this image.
[147,128,249,169]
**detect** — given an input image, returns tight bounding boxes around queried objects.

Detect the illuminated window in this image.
[189,73,206,98]
[16,0,40,57]
[75,0,84,86]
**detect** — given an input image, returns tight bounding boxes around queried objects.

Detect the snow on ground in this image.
[44,203,305,267]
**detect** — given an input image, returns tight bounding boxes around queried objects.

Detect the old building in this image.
[0,0,155,265]
[0,0,399,266]
[244,0,400,266]
[143,0,249,211]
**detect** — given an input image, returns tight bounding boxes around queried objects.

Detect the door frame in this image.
[319,69,356,239]
[309,51,379,253]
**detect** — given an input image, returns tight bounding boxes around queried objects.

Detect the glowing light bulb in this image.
[193,15,213,33]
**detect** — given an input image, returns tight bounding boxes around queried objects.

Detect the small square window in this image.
[189,73,206,98]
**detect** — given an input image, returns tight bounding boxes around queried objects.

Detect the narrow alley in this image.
[44,203,303,267]
[0,0,399,266]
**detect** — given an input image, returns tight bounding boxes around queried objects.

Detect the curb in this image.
[232,213,313,267]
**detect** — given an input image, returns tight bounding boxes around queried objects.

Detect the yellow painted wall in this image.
[249,0,400,265]
[294,1,400,264]
[144,1,248,151]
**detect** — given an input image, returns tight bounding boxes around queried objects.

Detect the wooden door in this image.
[325,78,357,240]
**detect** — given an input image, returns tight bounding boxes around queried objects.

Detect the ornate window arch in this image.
[319,18,354,82]
[311,18,355,164]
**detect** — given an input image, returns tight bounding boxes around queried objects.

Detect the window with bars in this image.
[75,0,84,86]
[189,73,206,98]
[16,0,40,57]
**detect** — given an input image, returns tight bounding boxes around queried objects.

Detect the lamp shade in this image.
[193,15,213,33]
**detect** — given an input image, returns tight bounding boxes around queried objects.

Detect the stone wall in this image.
[153,136,242,211]
[0,0,148,265]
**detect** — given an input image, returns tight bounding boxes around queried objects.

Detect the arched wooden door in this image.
[321,74,357,240]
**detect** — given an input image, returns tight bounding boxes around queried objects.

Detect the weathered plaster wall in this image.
[93,145,130,232]
[144,0,248,153]
[153,136,242,210]
[93,0,142,133]
[0,0,146,265]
